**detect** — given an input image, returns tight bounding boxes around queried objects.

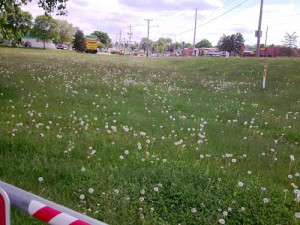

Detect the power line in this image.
[197,0,237,22]
[160,0,242,37]
[155,0,226,25]
[173,0,237,30]
[177,0,249,36]
[155,0,197,20]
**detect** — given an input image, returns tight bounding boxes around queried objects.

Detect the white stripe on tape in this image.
[48,212,78,225]
[28,200,46,215]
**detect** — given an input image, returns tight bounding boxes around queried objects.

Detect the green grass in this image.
[0,47,300,225]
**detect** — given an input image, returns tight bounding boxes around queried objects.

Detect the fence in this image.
[0,181,108,225]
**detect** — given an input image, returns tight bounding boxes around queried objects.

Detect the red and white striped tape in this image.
[0,188,10,225]
[28,200,90,225]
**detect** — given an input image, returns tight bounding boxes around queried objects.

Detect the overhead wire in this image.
[155,0,195,20]
[176,0,250,36]
[158,0,236,37]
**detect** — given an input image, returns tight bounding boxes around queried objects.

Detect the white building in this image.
[21,34,56,49]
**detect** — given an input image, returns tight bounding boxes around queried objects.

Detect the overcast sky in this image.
[22,0,300,47]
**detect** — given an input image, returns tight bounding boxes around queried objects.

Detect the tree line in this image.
[0,4,112,50]
[134,33,245,56]
[1,0,298,55]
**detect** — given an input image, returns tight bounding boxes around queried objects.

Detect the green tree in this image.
[130,44,137,51]
[31,14,59,49]
[217,32,245,55]
[195,39,212,48]
[91,30,111,47]
[0,4,32,43]
[156,37,166,53]
[73,30,85,52]
[156,37,173,53]
[181,42,192,48]
[57,19,72,45]
[0,0,68,15]
[174,42,181,49]
[140,37,153,53]
[1,0,66,42]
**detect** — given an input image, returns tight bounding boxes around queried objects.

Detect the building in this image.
[258,46,300,57]
[21,34,56,49]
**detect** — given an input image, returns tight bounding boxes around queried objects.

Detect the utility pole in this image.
[193,8,197,47]
[265,25,268,47]
[115,33,118,49]
[128,24,133,46]
[256,0,264,57]
[119,30,122,50]
[145,19,153,57]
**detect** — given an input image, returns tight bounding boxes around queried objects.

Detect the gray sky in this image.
[22,0,300,47]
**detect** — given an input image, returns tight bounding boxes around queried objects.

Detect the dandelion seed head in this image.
[191,208,197,213]
[219,218,225,224]
[79,194,85,200]
[238,181,244,187]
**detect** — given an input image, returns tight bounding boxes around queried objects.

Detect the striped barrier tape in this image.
[0,181,107,225]
[29,200,90,225]
[0,188,10,225]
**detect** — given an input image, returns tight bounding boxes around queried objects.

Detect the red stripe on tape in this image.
[0,195,6,225]
[70,220,91,225]
[32,206,61,222]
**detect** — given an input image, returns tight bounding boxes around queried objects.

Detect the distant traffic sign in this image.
[0,188,10,225]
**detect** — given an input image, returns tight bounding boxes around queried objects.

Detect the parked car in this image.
[56,44,69,50]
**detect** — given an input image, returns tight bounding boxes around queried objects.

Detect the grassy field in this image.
[0,47,299,225]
